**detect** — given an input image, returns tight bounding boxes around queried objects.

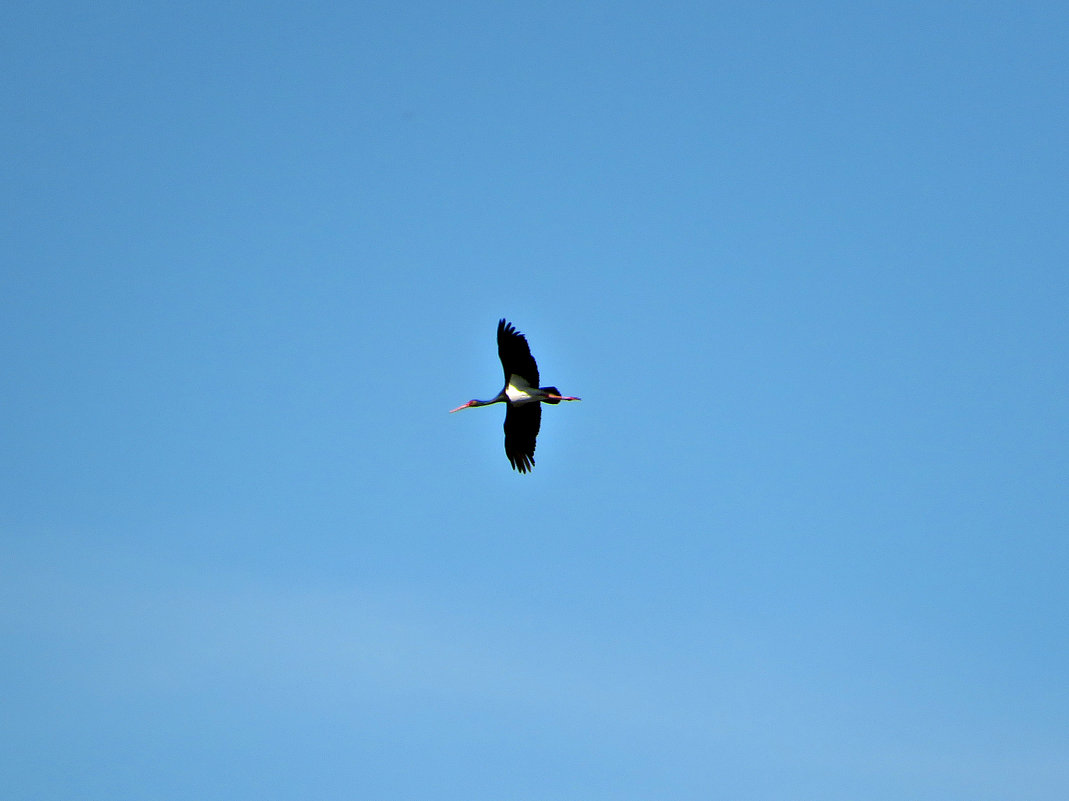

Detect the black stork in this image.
[450,319,580,473]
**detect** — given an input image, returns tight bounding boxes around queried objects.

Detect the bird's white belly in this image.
[506,375,539,404]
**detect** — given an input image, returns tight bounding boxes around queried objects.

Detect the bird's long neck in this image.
[472,390,509,407]
[450,391,507,413]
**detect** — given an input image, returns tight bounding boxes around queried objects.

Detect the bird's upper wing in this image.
[503,401,541,473]
[497,319,539,387]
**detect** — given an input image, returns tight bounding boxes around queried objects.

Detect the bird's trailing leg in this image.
[536,386,579,404]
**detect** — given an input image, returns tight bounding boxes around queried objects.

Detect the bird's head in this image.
[449,400,478,413]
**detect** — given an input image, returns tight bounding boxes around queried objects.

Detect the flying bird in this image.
[451,319,580,473]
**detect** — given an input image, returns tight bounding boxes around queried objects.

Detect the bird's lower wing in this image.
[503,403,541,473]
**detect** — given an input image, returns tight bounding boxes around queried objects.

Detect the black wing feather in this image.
[503,402,540,473]
[497,319,539,387]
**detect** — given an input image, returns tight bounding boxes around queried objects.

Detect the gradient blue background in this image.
[3,2,1067,799]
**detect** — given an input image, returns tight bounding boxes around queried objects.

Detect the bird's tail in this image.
[540,386,562,404]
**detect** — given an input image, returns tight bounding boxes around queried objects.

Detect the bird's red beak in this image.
[449,401,475,413]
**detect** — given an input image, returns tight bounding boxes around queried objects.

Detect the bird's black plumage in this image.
[497,318,539,387]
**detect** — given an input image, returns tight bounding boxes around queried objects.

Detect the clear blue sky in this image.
[2,2,1067,798]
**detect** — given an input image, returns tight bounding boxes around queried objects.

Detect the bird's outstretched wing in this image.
[497,319,539,387]
[504,402,540,473]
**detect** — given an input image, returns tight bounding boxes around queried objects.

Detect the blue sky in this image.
[2,1,1067,798]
